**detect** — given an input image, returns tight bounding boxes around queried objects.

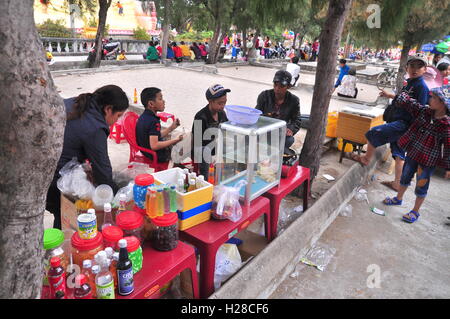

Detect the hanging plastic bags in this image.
[211,180,247,222]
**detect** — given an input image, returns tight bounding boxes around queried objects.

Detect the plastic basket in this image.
[224,105,262,125]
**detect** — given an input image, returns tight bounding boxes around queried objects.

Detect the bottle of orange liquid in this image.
[208,164,215,185]
[145,187,157,218]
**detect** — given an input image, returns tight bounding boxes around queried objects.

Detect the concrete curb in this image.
[210,145,388,299]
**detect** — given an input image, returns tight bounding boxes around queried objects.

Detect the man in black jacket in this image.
[256,70,301,153]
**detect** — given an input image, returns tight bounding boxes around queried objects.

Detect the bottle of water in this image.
[101,203,114,230]
[95,251,115,299]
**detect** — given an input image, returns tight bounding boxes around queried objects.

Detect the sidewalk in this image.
[270,163,450,299]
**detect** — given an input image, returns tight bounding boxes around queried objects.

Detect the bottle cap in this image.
[87,208,96,215]
[170,184,176,190]
[43,228,64,250]
[75,274,87,286]
[103,203,111,212]
[105,247,114,258]
[83,260,92,268]
[113,252,119,261]
[91,265,100,274]
[97,250,107,261]
[189,178,195,184]
[50,257,61,268]
[118,239,127,249]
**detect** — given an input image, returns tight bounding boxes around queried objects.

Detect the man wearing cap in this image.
[192,84,230,177]
[353,53,430,192]
[256,70,301,153]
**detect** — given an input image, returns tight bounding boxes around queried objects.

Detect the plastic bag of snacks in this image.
[57,157,95,200]
[212,180,247,222]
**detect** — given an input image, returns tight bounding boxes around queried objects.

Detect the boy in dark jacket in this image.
[382,85,450,223]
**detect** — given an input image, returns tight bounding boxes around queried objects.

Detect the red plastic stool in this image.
[109,122,126,144]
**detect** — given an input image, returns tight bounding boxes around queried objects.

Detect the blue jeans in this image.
[400,156,435,198]
[365,120,408,160]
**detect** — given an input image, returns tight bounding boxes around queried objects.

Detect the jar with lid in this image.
[150,213,178,251]
[71,231,104,268]
[102,226,124,251]
[116,210,144,244]
[123,236,143,274]
[43,228,69,286]
[133,174,155,214]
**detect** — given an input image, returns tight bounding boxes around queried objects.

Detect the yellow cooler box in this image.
[153,168,213,231]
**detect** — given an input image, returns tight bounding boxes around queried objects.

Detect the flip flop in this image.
[381,181,399,192]
[350,153,368,166]
[383,196,402,206]
[402,210,420,223]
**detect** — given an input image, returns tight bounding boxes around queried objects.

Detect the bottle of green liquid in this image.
[169,184,178,213]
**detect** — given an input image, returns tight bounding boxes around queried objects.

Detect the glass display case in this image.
[215,116,286,206]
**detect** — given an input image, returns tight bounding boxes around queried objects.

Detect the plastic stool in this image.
[109,122,126,144]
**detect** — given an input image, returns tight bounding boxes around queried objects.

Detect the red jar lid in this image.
[102,226,124,242]
[71,232,103,251]
[123,236,140,252]
[151,213,178,227]
[134,174,154,186]
[116,211,144,230]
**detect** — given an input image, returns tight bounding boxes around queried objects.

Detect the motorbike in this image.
[87,40,120,62]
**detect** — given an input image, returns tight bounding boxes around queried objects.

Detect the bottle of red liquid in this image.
[74,274,93,299]
[48,257,66,299]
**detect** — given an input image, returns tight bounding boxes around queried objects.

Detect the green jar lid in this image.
[43,228,64,250]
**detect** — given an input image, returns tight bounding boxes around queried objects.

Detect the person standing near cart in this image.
[46,85,129,229]
[256,70,301,153]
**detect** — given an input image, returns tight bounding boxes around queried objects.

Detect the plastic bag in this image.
[212,180,247,222]
[57,157,95,200]
[111,182,134,208]
[113,162,152,189]
[301,242,336,272]
[214,244,243,290]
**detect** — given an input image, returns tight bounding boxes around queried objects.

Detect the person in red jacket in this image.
[382,86,450,223]
[198,43,208,61]
[172,42,183,63]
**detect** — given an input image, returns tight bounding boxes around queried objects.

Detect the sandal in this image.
[402,210,420,223]
[383,196,402,206]
[350,154,369,166]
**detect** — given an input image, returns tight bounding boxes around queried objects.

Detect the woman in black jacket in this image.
[46,85,129,229]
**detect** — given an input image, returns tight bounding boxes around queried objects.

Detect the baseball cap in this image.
[273,70,292,86]
[206,84,231,100]
[407,53,428,66]
[431,84,450,113]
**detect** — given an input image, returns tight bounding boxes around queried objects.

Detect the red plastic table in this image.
[118,241,199,299]
[262,165,310,241]
[179,196,271,299]
[41,240,199,299]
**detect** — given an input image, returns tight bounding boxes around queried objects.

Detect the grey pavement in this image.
[270,162,450,299]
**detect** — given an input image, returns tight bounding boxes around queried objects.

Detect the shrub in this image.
[36,19,72,38]
[133,26,151,41]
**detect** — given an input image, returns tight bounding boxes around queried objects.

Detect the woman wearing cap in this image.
[256,70,301,153]
[46,85,129,229]
[192,84,230,177]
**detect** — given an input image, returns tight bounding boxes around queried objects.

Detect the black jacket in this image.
[54,97,118,193]
[256,89,302,135]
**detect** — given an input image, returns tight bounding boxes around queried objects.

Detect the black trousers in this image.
[46,177,61,229]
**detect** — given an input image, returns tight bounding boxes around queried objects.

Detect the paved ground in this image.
[270,161,450,299]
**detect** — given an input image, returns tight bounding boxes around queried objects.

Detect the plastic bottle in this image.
[95,251,115,299]
[169,185,177,213]
[48,257,66,299]
[82,260,96,298]
[117,239,134,296]
[74,274,93,299]
[187,178,196,192]
[110,252,119,290]
[117,193,127,217]
[208,164,215,185]
[156,187,164,217]
[102,203,114,230]
[163,185,170,214]
[105,247,114,260]
[146,187,157,218]
[91,265,100,298]
[177,178,185,194]
[196,175,205,189]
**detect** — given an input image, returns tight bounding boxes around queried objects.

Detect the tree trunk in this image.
[299,0,353,181]
[88,0,112,68]
[0,0,66,298]
[206,20,222,64]
[242,29,247,57]
[161,0,171,61]
[396,38,412,93]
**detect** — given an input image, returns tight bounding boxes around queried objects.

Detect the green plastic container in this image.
[124,236,143,274]
[43,228,67,286]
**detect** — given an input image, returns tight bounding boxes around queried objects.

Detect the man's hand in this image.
[177,134,184,142]
[379,89,395,99]
[445,171,450,179]
[286,129,293,137]
[170,118,181,131]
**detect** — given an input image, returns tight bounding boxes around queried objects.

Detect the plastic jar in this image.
[133,174,155,211]
[151,213,178,251]
[102,226,124,251]
[71,232,104,268]
[116,210,144,243]
[43,228,69,286]
[123,236,143,274]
